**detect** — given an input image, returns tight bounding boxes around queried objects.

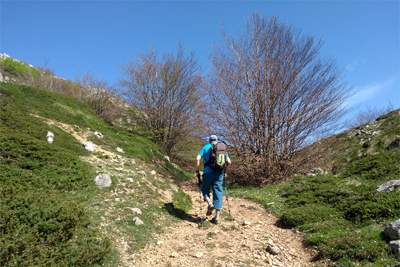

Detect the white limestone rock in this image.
[94,173,112,188]
[82,141,97,152]
[132,217,144,225]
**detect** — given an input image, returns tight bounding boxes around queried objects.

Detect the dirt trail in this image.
[133,179,319,267]
[33,115,320,266]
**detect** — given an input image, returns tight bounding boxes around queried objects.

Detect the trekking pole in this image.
[223,173,232,221]
[197,172,203,226]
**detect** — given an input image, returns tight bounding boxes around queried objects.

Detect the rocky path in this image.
[133,179,319,267]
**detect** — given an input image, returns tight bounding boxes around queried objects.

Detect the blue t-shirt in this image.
[199,143,229,174]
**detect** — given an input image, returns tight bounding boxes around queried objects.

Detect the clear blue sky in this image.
[1,1,399,125]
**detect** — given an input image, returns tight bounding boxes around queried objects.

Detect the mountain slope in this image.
[0,82,193,266]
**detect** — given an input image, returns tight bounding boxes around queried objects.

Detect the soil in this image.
[132,179,323,267]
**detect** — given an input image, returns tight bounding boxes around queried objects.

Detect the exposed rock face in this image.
[94,173,112,187]
[374,180,400,194]
[384,219,400,240]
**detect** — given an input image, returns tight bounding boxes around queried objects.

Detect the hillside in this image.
[0,82,194,266]
[1,57,399,266]
[228,109,400,266]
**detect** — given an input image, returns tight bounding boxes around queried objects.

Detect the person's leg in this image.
[201,172,212,201]
[202,172,215,215]
[211,172,224,224]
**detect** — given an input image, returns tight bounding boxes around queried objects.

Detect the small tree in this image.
[118,43,205,156]
[208,12,354,183]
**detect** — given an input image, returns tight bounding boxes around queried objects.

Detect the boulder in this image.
[384,219,400,240]
[82,141,97,152]
[94,131,103,138]
[130,208,142,215]
[94,174,112,188]
[389,240,400,254]
[116,147,124,153]
[374,180,400,194]
[46,132,54,144]
[133,217,144,225]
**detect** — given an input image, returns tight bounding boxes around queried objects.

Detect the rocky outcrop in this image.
[383,219,400,254]
[374,180,400,194]
[384,219,400,240]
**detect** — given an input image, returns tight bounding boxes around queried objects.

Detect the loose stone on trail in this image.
[266,245,280,255]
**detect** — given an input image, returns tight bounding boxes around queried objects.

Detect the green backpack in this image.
[206,143,227,171]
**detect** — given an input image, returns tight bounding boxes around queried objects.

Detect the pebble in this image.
[170,252,179,258]
[194,252,203,258]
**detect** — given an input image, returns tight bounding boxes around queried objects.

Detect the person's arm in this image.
[224,155,231,176]
[195,154,202,172]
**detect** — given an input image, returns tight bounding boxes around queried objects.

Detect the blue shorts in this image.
[201,171,224,210]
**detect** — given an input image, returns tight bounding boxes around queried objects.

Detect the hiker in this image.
[195,135,231,224]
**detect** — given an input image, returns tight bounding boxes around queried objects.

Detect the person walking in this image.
[195,135,231,224]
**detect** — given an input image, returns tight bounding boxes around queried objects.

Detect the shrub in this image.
[340,150,400,180]
[280,204,338,228]
[318,229,390,262]
[343,191,400,223]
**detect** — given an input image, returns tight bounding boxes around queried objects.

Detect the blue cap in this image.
[209,135,218,143]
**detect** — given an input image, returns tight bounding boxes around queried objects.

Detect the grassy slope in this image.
[0,82,193,266]
[229,109,400,266]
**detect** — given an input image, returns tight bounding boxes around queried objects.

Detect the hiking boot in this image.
[210,217,220,225]
[206,204,215,216]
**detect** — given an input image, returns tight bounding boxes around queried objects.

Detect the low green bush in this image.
[343,191,399,223]
[281,204,339,228]
[340,150,400,180]
[318,228,389,262]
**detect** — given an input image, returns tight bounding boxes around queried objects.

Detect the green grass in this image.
[0,57,42,80]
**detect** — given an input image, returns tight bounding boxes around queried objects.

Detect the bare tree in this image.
[74,69,121,121]
[345,101,394,128]
[118,43,206,156]
[208,12,354,183]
